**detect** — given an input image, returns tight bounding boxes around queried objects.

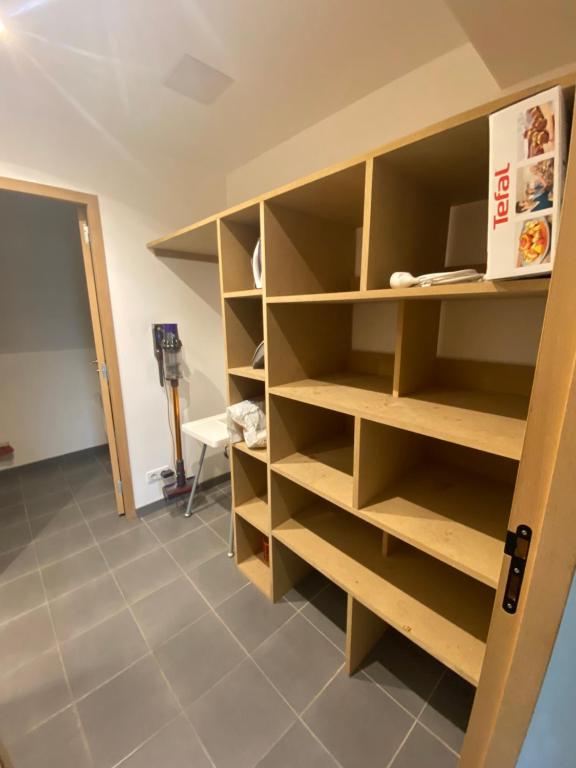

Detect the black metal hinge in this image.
[502,524,532,614]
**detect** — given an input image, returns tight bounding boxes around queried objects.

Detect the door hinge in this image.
[117,479,123,496]
[100,362,108,382]
[82,223,90,246]
[502,524,532,615]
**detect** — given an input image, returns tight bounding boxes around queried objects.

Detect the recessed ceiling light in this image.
[0,18,7,37]
[164,54,234,106]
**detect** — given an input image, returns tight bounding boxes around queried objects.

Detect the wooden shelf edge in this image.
[224,289,263,299]
[228,366,266,381]
[235,497,269,534]
[266,278,550,304]
[233,442,269,464]
[269,377,526,461]
[237,554,271,597]
[271,438,354,512]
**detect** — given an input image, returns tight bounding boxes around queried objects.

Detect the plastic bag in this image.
[227,399,267,449]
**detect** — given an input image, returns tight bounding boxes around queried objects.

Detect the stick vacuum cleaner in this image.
[153,324,192,500]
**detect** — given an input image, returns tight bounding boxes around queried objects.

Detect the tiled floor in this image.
[0,447,475,768]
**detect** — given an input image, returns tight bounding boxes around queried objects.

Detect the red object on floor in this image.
[0,444,14,458]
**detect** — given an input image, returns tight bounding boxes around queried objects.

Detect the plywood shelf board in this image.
[233,441,269,464]
[361,462,510,588]
[224,289,263,299]
[228,366,266,381]
[237,554,271,597]
[272,436,354,510]
[265,278,550,304]
[270,374,527,460]
[273,502,493,685]
[148,218,218,258]
[235,496,269,534]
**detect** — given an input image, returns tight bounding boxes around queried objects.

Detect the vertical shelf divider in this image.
[393,300,441,397]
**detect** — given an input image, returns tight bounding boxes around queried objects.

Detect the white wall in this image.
[0,192,107,467]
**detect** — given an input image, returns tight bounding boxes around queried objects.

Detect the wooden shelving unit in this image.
[149,75,576,763]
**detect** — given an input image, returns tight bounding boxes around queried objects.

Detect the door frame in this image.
[0,175,135,518]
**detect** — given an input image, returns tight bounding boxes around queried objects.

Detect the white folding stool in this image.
[181,413,234,557]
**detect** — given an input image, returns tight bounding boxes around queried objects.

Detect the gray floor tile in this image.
[147,508,203,543]
[208,512,230,541]
[26,488,75,519]
[419,671,475,754]
[35,521,94,567]
[362,629,445,715]
[188,658,295,768]
[77,655,179,768]
[73,473,115,502]
[196,501,227,524]
[30,505,85,540]
[217,583,295,653]
[0,487,23,509]
[0,546,38,586]
[301,583,347,651]
[42,546,108,601]
[254,614,344,712]
[0,571,45,624]
[156,612,246,707]
[21,460,63,482]
[118,714,211,768]
[282,569,331,609]
[67,464,109,492]
[79,492,117,521]
[99,526,158,569]
[0,503,27,529]
[114,547,180,604]
[391,724,458,768]
[303,670,413,768]
[0,605,56,675]
[88,511,139,543]
[60,450,101,472]
[256,721,339,768]
[61,609,148,699]
[21,474,69,501]
[0,521,31,555]
[165,525,226,572]
[49,573,125,643]
[131,576,209,648]
[0,650,71,743]
[0,470,21,492]
[5,705,92,768]
[189,551,248,607]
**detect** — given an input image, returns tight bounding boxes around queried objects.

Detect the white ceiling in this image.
[0,0,466,181]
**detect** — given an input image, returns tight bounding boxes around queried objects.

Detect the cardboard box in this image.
[487,86,567,280]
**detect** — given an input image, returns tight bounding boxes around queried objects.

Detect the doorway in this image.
[0,177,134,518]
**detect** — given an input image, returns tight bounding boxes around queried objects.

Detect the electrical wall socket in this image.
[146,466,170,484]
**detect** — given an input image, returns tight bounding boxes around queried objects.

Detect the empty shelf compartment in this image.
[270,396,354,509]
[356,424,515,587]
[264,163,366,296]
[272,487,493,686]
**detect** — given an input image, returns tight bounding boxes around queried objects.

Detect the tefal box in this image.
[487,86,567,280]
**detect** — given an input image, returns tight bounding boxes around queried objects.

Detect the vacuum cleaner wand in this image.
[153,324,191,498]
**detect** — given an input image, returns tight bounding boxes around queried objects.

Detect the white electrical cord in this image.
[390,269,484,288]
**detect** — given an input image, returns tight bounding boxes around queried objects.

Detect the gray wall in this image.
[0,191,106,466]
